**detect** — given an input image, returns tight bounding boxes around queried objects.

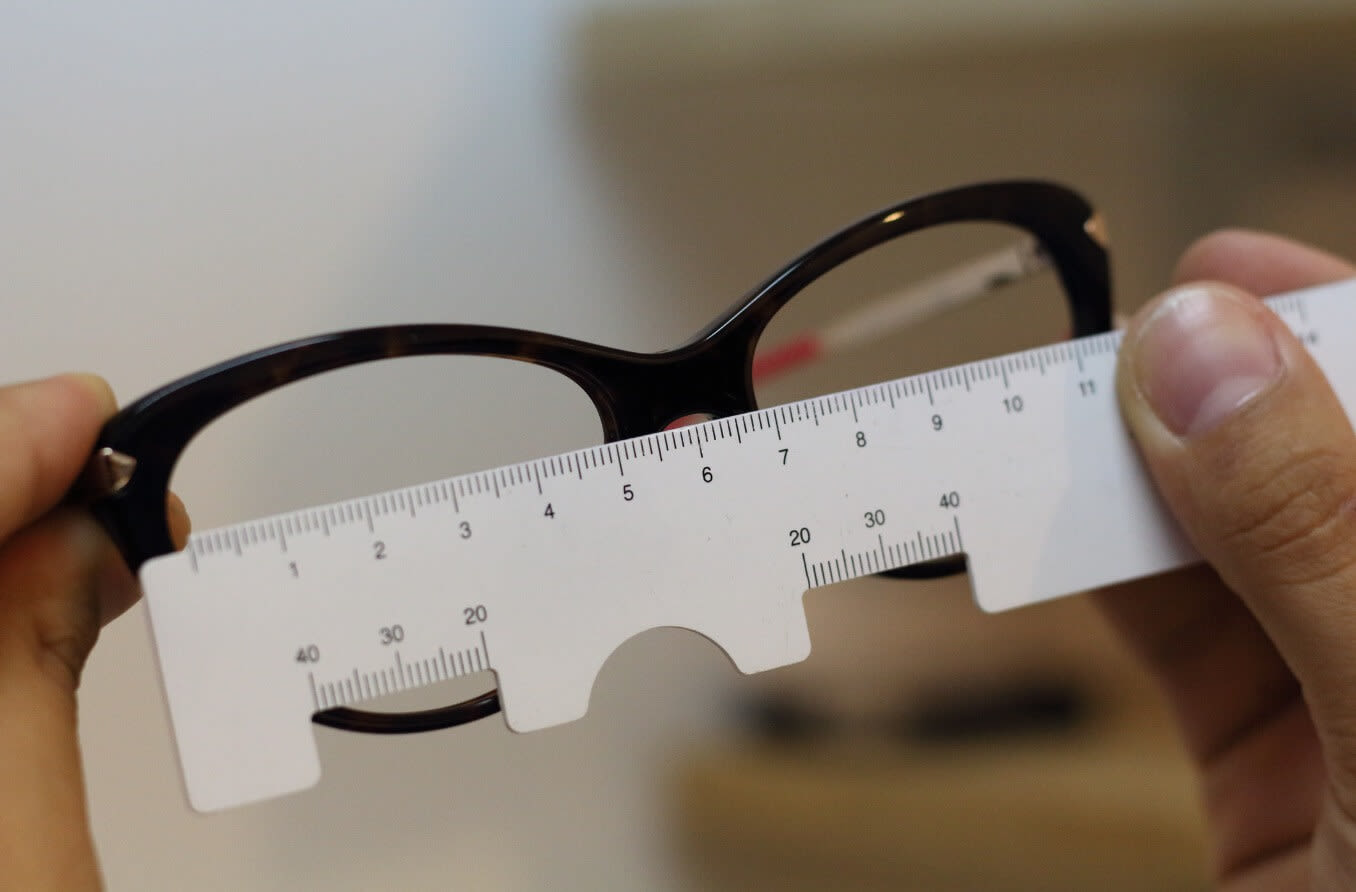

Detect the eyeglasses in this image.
[84,179,1112,736]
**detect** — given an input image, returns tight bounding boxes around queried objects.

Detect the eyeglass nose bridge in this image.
[591,347,758,442]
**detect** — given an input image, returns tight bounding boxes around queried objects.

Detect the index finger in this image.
[0,374,116,541]
[1173,229,1355,294]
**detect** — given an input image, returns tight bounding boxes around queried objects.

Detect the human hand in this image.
[1098,230,1356,889]
[0,375,149,891]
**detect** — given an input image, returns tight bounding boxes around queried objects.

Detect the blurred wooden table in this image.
[670,588,1211,891]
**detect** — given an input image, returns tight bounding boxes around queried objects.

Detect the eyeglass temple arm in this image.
[751,239,1051,383]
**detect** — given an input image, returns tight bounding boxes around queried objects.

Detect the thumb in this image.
[1117,281,1356,807]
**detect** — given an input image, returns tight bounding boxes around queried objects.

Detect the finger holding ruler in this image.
[141,278,1356,813]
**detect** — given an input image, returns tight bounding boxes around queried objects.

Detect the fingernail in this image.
[1132,285,1283,437]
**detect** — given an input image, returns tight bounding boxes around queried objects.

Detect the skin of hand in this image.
[0,376,186,891]
[1098,229,1356,890]
[0,374,132,890]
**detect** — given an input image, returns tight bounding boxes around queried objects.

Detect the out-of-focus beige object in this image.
[674,731,1207,891]
[671,588,1210,892]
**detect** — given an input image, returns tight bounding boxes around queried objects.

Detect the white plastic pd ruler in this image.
[142,278,1356,813]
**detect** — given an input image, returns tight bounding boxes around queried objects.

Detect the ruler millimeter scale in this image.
[142,279,1356,813]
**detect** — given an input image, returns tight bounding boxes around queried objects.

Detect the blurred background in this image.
[4,2,1356,889]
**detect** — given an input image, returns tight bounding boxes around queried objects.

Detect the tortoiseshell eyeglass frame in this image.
[86,179,1111,735]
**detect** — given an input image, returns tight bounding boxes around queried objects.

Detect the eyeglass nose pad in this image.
[663,412,716,431]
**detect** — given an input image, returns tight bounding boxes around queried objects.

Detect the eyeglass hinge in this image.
[1084,213,1110,249]
[84,447,138,497]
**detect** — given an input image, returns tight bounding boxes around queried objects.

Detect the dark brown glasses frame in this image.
[87,179,1112,735]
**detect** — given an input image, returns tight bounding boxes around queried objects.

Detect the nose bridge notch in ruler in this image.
[141,281,1356,813]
